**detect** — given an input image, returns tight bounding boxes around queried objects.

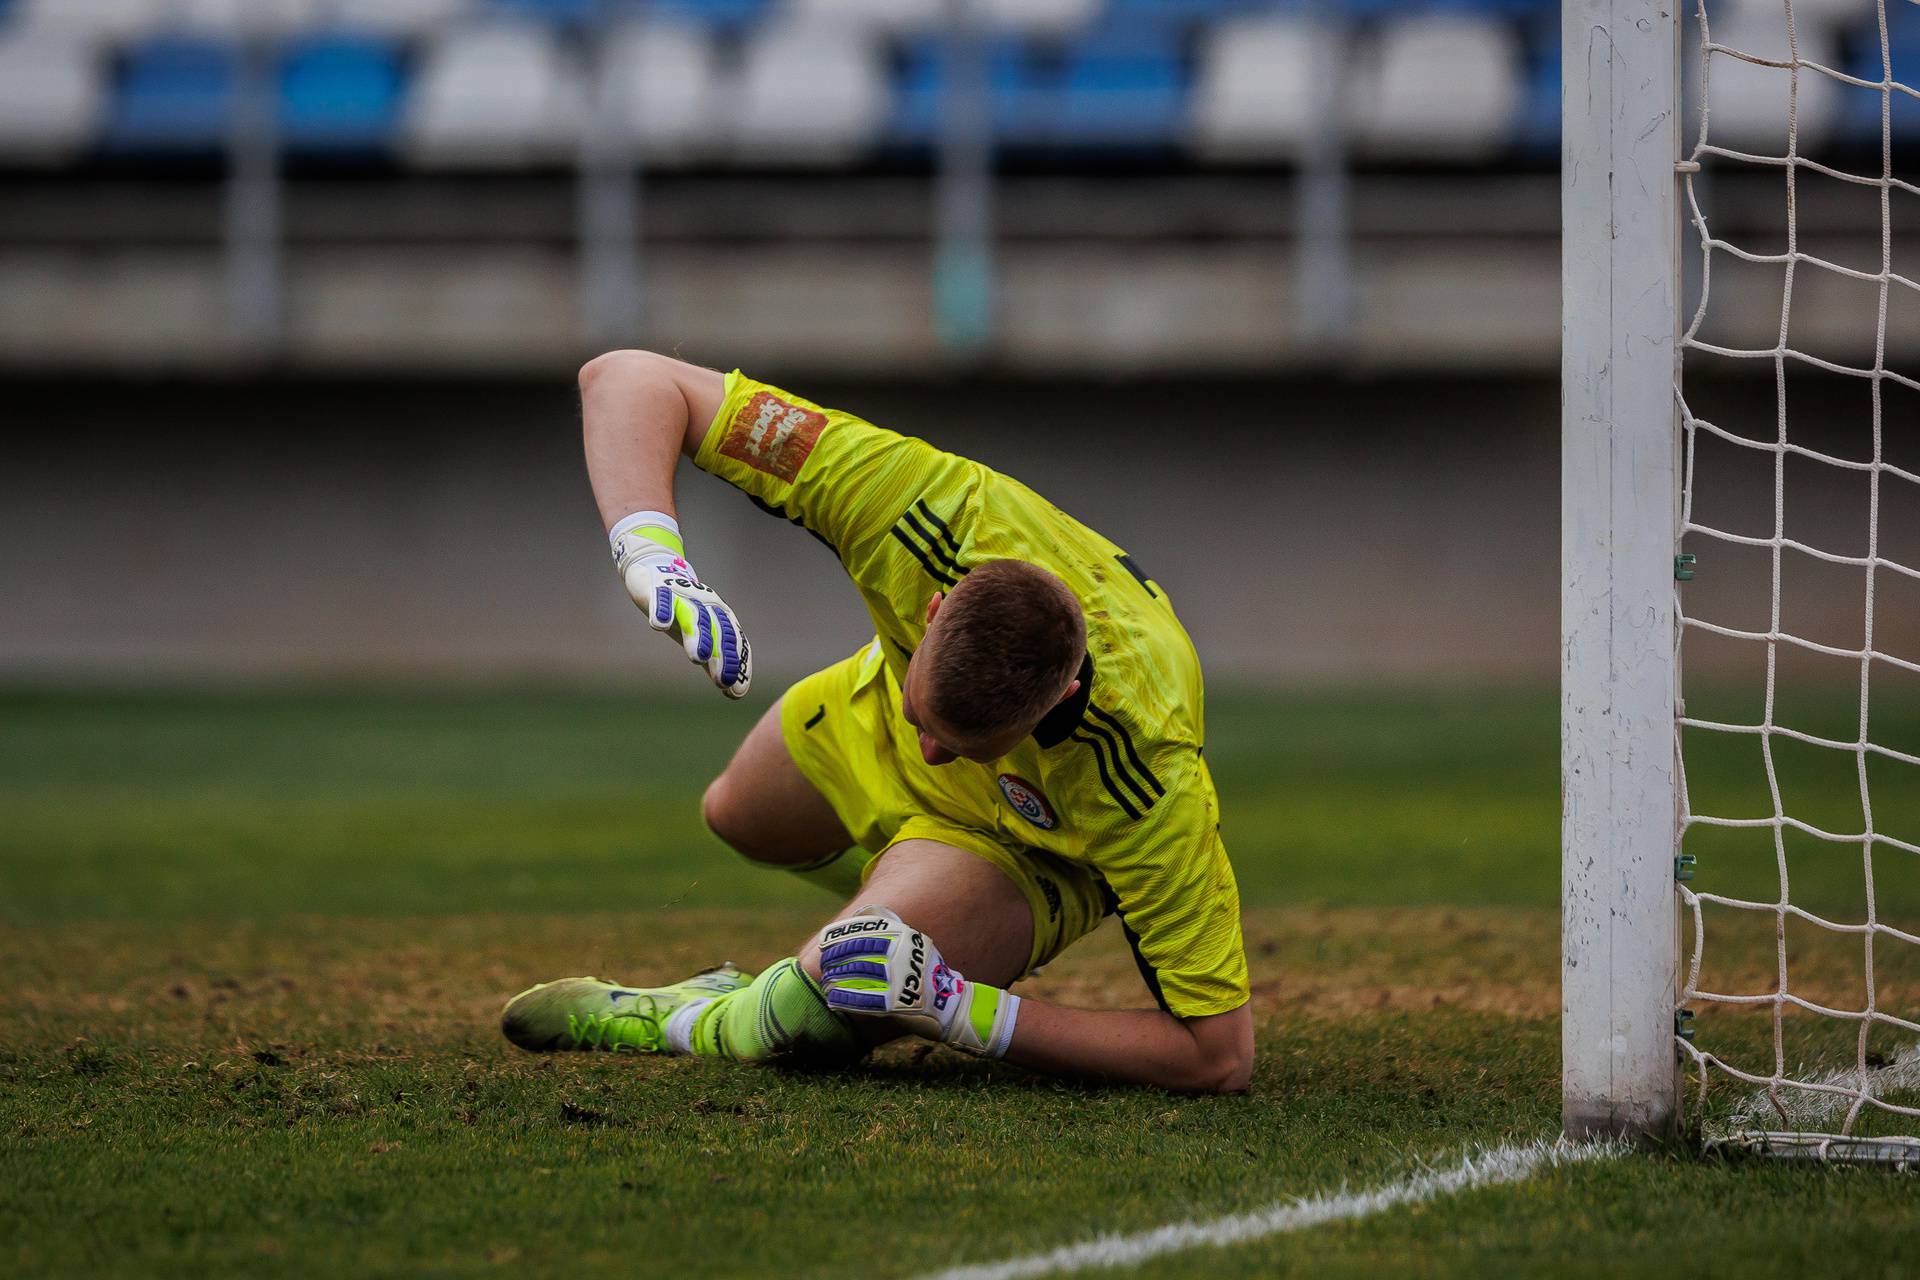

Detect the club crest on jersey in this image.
[997,774,1057,830]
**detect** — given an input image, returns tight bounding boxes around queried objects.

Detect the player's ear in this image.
[1055,679,1081,706]
[924,592,944,624]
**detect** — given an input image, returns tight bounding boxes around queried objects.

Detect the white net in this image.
[1676,0,1920,1146]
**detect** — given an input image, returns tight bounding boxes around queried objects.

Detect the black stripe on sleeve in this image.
[914,500,963,553]
[1115,553,1158,599]
[1116,911,1170,1013]
[746,493,840,561]
[1071,729,1144,822]
[1086,706,1165,797]
[1078,717,1157,812]
[889,525,957,587]
[1091,874,1169,1013]
[900,510,966,576]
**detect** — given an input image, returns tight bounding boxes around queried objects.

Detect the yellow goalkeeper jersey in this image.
[694,371,1248,1018]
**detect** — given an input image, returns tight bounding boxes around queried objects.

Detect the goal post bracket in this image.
[1560,0,1686,1144]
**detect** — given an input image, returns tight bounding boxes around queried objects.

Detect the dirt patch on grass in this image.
[7,903,1911,1058]
[1,906,1567,1055]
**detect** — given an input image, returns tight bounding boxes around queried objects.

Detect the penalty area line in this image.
[914,1139,1622,1280]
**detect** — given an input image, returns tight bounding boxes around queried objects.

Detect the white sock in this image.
[663,998,713,1055]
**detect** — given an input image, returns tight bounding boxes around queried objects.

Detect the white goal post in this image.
[1561,0,1687,1143]
[1564,0,1920,1156]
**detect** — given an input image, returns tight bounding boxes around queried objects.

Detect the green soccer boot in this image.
[500,963,750,1053]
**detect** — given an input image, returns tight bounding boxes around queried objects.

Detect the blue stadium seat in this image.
[1836,4,1920,144]
[105,37,237,151]
[646,0,770,27]
[1107,0,1259,21]
[891,39,1056,147]
[1517,47,1559,159]
[280,36,404,151]
[1056,27,1187,146]
[485,0,599,25]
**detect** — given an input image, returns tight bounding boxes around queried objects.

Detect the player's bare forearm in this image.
[578,350,726,531]
[1004,999,1254,1093]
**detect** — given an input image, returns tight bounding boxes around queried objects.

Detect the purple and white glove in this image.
[816,908,1020,1059]
[610,511,751,700]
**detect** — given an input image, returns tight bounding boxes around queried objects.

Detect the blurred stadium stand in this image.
[0,0,1909,373]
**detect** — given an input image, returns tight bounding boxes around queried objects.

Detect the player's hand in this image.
[613,524,752,699]
[816,908,1018,1058]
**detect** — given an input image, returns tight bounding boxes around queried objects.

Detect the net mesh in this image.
[1676,0,1920,1142]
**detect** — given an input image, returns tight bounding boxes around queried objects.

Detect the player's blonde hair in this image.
[923,560,1086,740]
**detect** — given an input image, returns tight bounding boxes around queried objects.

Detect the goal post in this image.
[1560,0,1686,1143]
[1565,0,1920,1158]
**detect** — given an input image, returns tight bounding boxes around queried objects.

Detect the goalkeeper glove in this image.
[610,511,752,699]
[816,908,1020,1059]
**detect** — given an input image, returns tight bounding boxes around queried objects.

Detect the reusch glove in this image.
[816,908,1020,1058]
[610,511,751,699]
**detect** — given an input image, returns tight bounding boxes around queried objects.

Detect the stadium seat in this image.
[1056,26,1189,146]
[0,32,106,162]
[1839,8,1920,144]
[328,0,476,37]
[599,19,725,162]
[403,22,584,167]
[280,35,404,150]
[970,0,1102,37]
[485,0,599,27]
[1189,14,1338,161]
[14,0,168,47]
[645,0,770,28]
[730,18,888,163]
[1351,14,1521,161]
[171,0,327,38]
[1516,45,1560,159]
[1696,3,1842,153]
[1108,0,1259,22]
[104,37,238,150]
[891,38,1055,147]
[785,0,944,36]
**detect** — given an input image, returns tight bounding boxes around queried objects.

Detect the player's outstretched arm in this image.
[814,909,1254,1093]
[578,350,750,698]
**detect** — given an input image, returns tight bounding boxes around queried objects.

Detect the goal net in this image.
[1673,0,1920,1157]
[1561,0,1919,1160]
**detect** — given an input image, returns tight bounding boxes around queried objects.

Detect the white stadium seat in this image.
[782,0,944,37]
[170,0,329,37]
[729,19,887,165]
[0,33,106,163]
[403,23,584,168]
[325,0,475,37]
[1352,14,1521,162]
[600,20,725,163]
[1696,0,1843,153]
[15,0,168,46]
[1189,15,1339,161]
[973,0,1102,37]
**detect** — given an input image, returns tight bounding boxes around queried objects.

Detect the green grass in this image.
[3,687,1918,1279]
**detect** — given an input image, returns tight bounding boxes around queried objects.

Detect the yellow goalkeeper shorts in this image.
[779,641,1109,977]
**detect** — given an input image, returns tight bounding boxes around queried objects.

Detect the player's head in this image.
[900,559,1086,766]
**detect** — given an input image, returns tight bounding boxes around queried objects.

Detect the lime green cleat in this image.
[500,963,750,1054]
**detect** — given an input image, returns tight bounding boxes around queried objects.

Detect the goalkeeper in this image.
[501,352,1253,1092]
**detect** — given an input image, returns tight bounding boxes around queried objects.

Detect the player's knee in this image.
[702,771,772,863]
[701,772,745,850]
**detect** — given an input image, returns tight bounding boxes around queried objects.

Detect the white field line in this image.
[915,1139,1621,1280]
[1725,1040,1920,1132]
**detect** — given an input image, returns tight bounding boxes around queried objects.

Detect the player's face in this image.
[900,650,1026,765]
[900,596,1035,766]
